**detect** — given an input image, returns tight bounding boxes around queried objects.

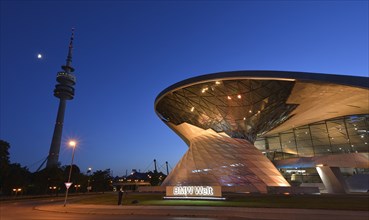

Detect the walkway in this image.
[35,203,369,220]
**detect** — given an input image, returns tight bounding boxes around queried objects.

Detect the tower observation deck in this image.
[46,30,76,168]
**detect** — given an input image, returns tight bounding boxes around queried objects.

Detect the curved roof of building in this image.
[155,71,369,142]
[156,70,368,104]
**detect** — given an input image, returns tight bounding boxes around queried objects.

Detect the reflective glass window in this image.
[308,123,331,156]
[294,127,314,157]
[327,119,350,154]
[346,116,369,153]
[280,132,298,158]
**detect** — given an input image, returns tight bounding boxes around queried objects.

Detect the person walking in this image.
[117,188,123,205]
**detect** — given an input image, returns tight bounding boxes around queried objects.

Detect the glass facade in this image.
[255,115,369,160]
[156,79,298,143]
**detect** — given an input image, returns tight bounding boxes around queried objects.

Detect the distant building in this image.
[155,71,369,194]
[113,169,166,191]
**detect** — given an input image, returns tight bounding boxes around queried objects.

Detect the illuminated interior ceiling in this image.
[156,78,297,143]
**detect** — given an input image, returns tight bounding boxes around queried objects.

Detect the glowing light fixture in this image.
[69,140,76,147]
[237,94,241,99]
[191,107,195,112]
[227,96,231,100]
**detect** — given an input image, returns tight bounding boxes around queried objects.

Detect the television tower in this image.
[46,29,76,168]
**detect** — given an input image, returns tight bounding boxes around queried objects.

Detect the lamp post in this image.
[87,167,92,193]
[64,140,76,207]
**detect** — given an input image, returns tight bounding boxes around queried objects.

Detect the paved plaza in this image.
[35,203,369,220]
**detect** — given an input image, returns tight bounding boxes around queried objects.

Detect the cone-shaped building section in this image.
[161,123,289,193]
[46,29,76,168]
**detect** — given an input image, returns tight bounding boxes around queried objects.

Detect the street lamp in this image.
[87,167,92,193]
[74,184,81,194]
[64,140,77,207]
[13,188,22,196]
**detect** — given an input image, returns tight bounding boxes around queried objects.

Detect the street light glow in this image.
[69,140,76,147]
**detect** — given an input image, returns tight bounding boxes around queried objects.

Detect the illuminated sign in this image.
[166,186,222,197]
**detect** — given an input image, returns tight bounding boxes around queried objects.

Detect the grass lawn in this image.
[74,192,369,211]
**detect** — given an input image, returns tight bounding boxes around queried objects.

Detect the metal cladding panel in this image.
[161,123,290,193]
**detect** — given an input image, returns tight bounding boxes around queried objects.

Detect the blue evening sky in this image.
[1,1,368,176]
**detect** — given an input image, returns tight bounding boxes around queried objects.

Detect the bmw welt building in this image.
[155,71,368,194]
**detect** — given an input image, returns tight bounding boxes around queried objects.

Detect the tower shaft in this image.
[46,99,66,168]
[46,29,76,169]
[154,159,157,173]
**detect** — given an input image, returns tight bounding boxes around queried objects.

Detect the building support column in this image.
[316,166,348,194]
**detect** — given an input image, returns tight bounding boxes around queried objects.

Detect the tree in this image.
[147,171,166,186]
[90,169,112,193]
[4,163,31,195]
[30,166,64,195]
[0,140,10,166]
[0,140,11,195]
[63,164,81,182]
